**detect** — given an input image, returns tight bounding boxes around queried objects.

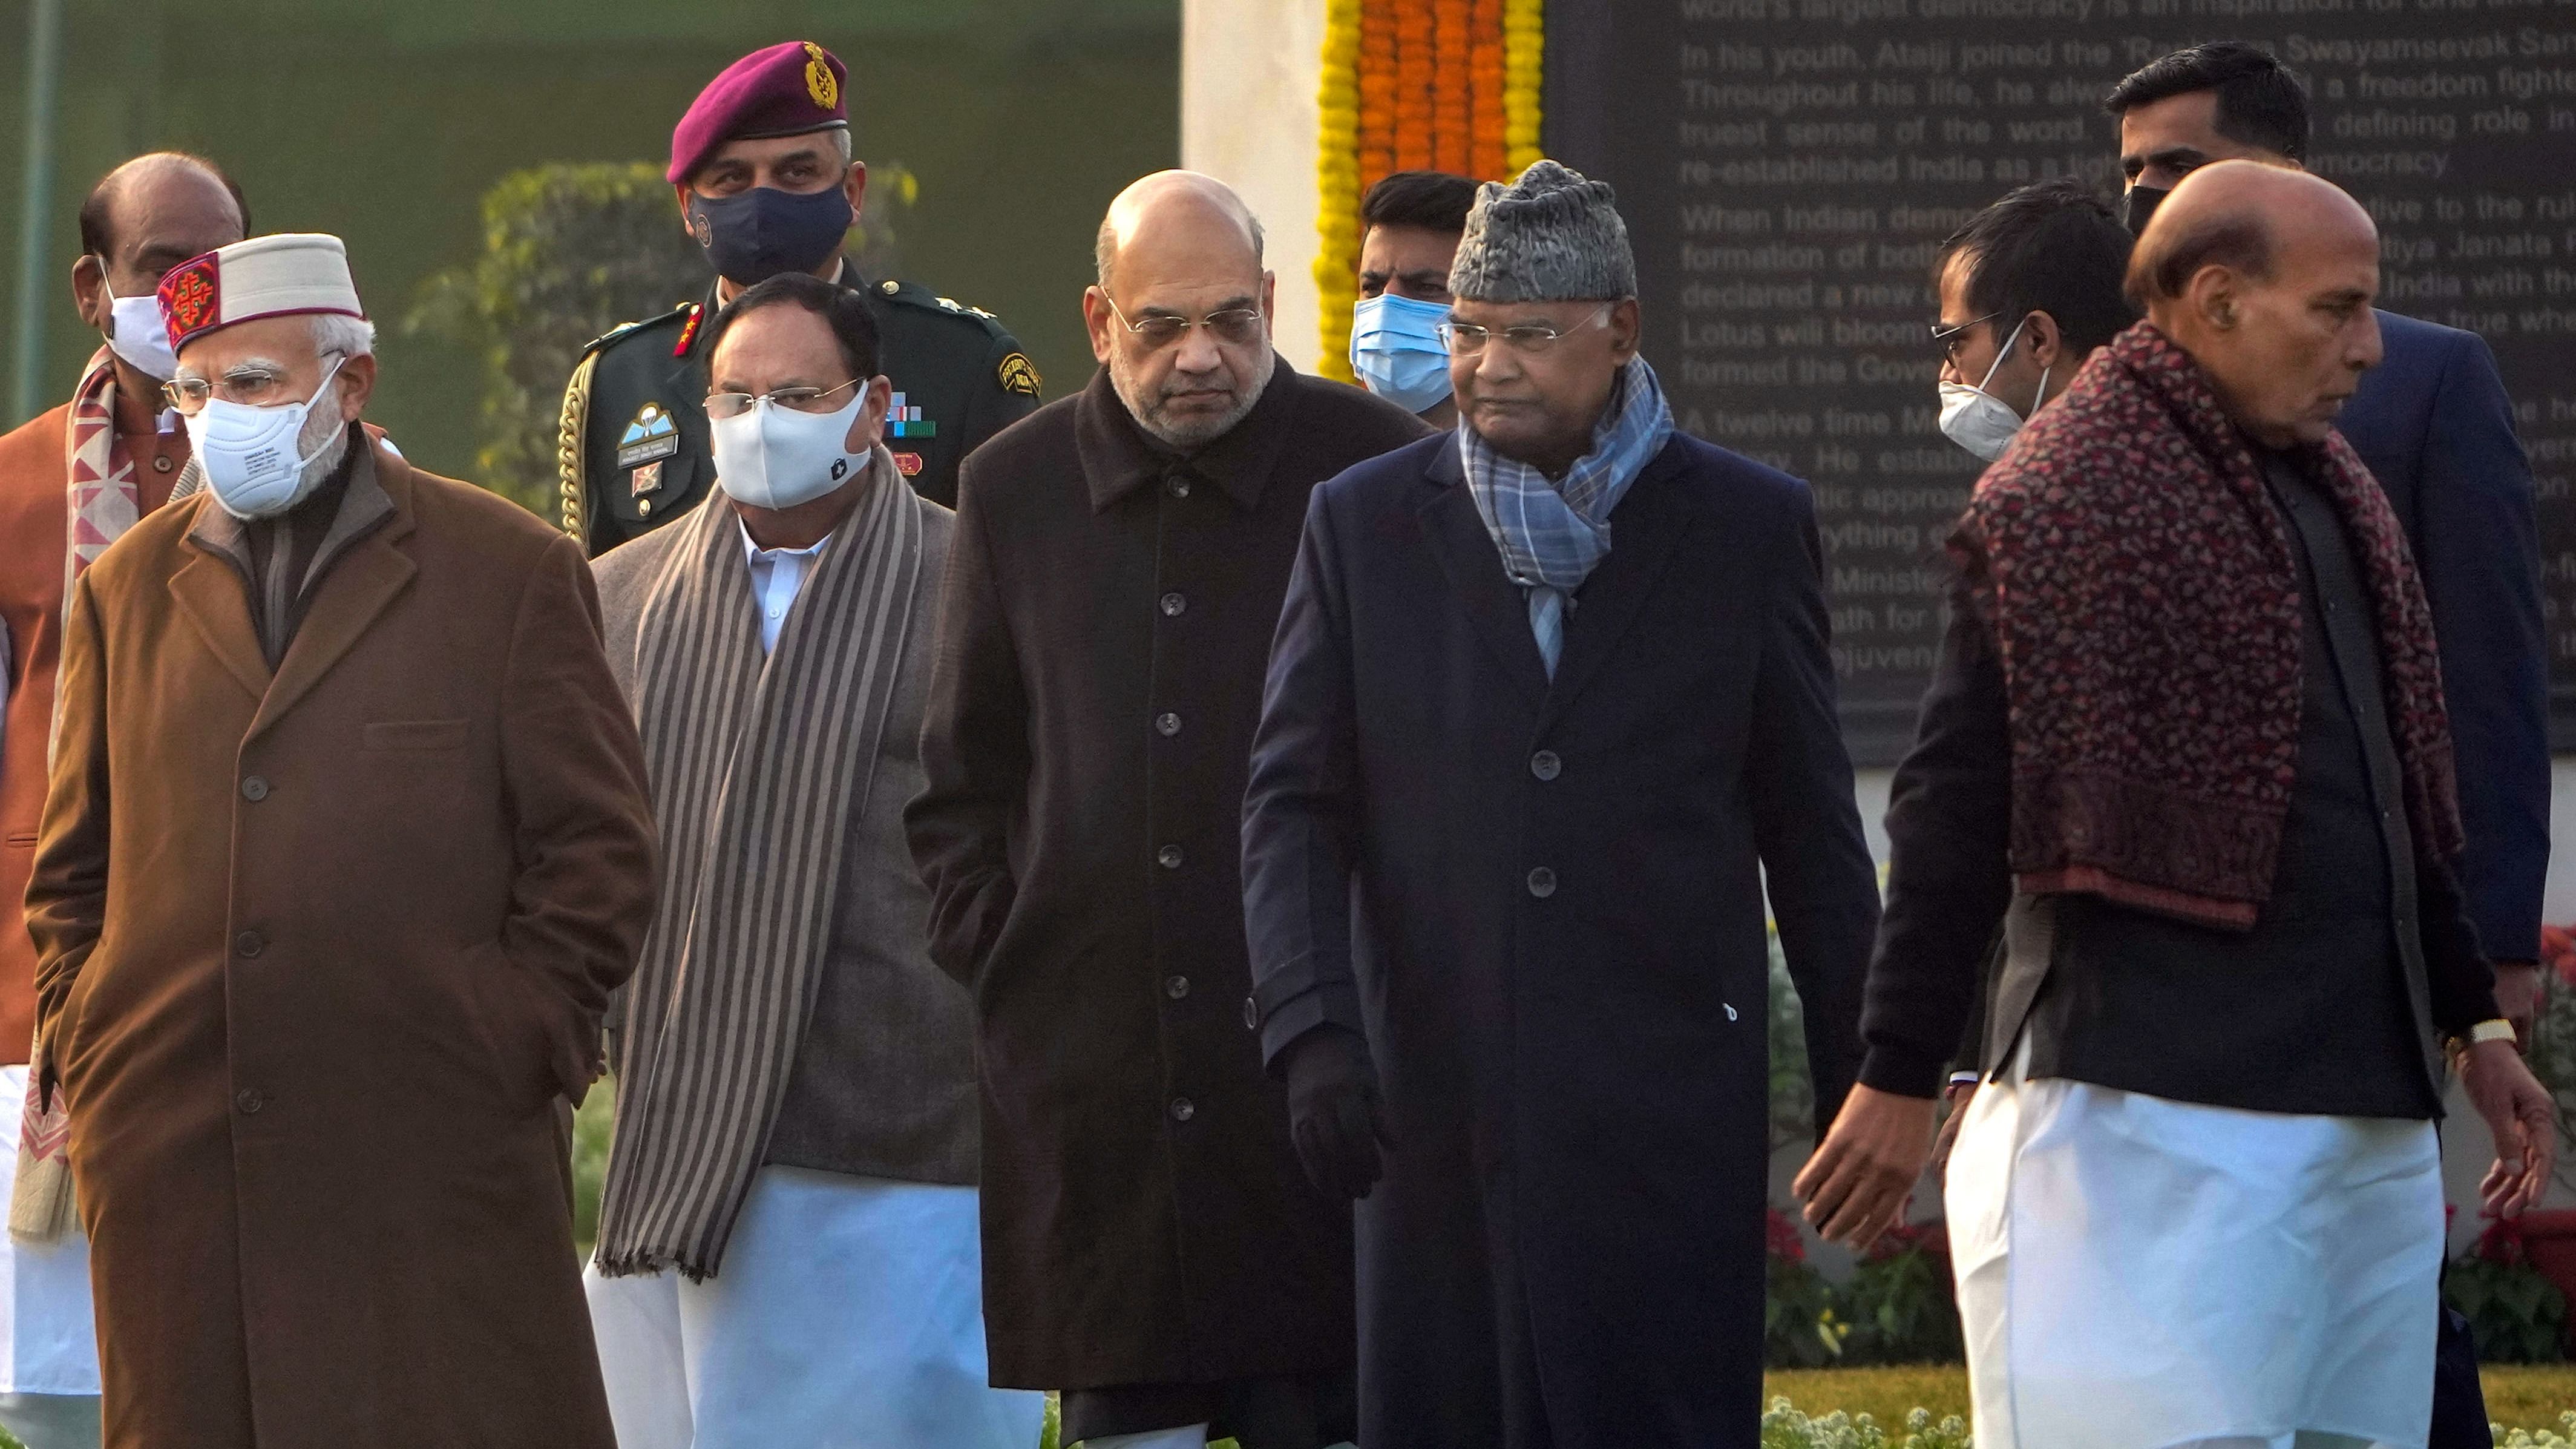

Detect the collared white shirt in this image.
[739,520,832,654]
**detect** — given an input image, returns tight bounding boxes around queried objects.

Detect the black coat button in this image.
[1158,844,1184,870]
[1164,475,1191,499]
[1165,974,1191,1000]
[1170,1097,1195,1122]
[240,775,270,802]
[1242,996,1260,1030]
[235,930,266,958]
[1161,592,1187,617]
[1155,711,1182,737]
[1530,751,1561,781]
[1527,867,1557,898]
[235,1089,266,1116]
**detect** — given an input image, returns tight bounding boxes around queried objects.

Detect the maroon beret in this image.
[667,41,850,185]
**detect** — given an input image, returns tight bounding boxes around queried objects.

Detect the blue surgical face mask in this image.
[687,183,855,286]
[1350,292,1454,415]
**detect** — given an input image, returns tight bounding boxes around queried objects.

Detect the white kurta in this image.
[1946,1045,2442,1449]
[585,1166,1043,1449]
[0,1066,96,1398]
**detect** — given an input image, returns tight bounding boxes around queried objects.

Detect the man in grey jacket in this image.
[578,272,1041,1448]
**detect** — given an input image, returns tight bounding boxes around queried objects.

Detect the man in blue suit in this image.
[1240,161,1878,1448]
[2108,43,2549,1447]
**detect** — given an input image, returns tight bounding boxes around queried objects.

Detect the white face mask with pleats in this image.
[710,387,869,510]
[100,278,178,382]
[1937,315,2047,464]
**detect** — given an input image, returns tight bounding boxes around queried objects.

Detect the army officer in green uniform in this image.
[562,39,1040,553]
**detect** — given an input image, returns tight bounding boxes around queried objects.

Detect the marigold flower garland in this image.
[1313,0,1543,384]
[1314,0,1366,381]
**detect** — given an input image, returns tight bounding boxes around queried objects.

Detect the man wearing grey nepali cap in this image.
[1240,160,1878,1446]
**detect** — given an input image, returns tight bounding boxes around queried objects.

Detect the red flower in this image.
[1766,1207,1806,1264]
[2477,1212,2529,1266]
[2540,923,2575,989]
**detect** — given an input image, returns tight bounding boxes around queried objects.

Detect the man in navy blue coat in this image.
[1239,161,1878,1449]
[2109,42,2550,1002]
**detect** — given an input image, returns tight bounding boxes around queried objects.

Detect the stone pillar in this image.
[1179,0,1327,373]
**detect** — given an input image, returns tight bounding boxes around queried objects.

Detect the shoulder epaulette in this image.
[871,278,1008,333]
[577,301,698,360]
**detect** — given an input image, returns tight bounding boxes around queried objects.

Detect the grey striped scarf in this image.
[592,448,923,1279]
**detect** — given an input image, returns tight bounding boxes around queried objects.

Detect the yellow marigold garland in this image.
[1314,0,1365,383]
[1315,0,1543,385]
[1502,0,1544,173]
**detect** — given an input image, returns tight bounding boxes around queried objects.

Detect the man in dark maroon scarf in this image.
[1798,161,2555,1447]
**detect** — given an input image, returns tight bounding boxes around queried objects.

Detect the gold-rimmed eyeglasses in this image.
[704,379,862,420]
[1102,295,1267,350]
[1436,304,1613,358]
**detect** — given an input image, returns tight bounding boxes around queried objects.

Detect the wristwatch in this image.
[2456,1018,2520,1049]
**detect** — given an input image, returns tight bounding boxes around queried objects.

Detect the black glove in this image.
[1282,1027,1392,1200]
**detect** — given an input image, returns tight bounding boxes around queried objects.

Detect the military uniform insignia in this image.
[998,352,1042,397]
[629,459,665,498]
[670,303,704,358]
[803,42,839,109]
[887,393,936,439]
[618,402,681,468]
[893,452,925,477]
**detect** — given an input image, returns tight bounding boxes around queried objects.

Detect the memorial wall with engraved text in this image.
[1547,1,2576,761]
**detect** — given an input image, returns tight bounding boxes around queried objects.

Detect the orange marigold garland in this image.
[1391,0,1435,172]
[1319,0,1542,380]
[1431,0,1473,172]
[1357,0,1397,189]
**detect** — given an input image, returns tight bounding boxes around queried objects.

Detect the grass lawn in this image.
[1766,1364,2576,1434]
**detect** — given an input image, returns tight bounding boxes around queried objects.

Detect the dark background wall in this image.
[1545,0,2576,761]
[0,0,1179,478]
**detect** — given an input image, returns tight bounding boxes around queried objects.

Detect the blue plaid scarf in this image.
[1458,355,1675,674]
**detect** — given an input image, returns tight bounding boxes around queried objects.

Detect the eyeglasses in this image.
[162,352,345,416]
[704,379,862,419]
[1102,296,1267,350]
[1436,304,1613,358]
[1929,312,1999,365]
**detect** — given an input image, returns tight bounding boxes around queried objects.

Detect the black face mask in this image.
[686,183,855,286]
[2121,183,2171,237]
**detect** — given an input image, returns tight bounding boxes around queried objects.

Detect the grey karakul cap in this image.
[1447,159,1637,304]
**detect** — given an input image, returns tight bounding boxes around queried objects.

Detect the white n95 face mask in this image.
[102,280,178,382]
[1937,315,2047,464]
[711,387,869,511]
[187,357,349,521]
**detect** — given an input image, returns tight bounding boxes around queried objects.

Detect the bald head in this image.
[2128,159,2383,447]
[1094,170,1265,292]
[79,153,247,271]
[2126,160,2369,315]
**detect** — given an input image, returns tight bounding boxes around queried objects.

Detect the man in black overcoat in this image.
[906,171,1430,1449]
[1239,160,1878,1449]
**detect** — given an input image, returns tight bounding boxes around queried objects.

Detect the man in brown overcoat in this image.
[23,233,657,1449]
[907,172,1429,1449]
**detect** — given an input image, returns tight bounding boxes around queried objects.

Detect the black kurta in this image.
[1862,448,2501,1112]
[906,361,1431,1392]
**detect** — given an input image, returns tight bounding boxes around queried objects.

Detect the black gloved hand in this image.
[1282,1026,1392,1200]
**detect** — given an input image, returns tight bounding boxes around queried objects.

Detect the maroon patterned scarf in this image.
[1950,321,2461,931]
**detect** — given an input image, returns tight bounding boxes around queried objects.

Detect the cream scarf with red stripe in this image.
[13,348,151,1241]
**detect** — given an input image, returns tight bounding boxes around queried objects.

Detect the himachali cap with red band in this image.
[158,232,365,353]
[667,41,850,185]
